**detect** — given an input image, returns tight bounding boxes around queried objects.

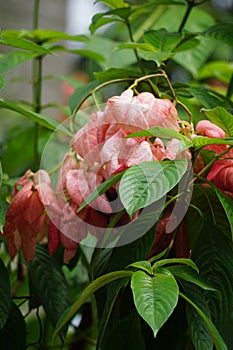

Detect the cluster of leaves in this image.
[0,0,233,349]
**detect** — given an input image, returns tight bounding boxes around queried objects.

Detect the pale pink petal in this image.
[66,169,90,207]
[36,183,54,206]
[196,120,226,138]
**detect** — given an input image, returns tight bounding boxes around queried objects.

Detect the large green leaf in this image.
[191,135,233,149]
[202,23,233,46]
[180,292,227,350]
[29,29,88,44]
[53,270,133,339]
[0,51,39,74]
[0,100,72,136]
[203,107,233,137]
[0,302,26,350]
[29,245,71,329]
[0,259,11,330]
[198,61,233,84]
[131,269,179,337]
[144,29,182,52]
[192,220,233,348]
[119,159,188,217]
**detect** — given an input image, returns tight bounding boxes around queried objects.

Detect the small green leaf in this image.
[203,107,233,137]
[0,259,11,330]
[0,100,72,136]
[0,51,39,74]
[95,0,129,8]
[115,42,157,52]
[131,269,179,337]
[29,246,71,329]
[127,261,153,275]
[90,16,121,35]
[0,302,26,350]
[119,159,188,217]
[126,126,189,143]
[153,258,198,272]
[69,80,100,113]
[138,50,174,67]
[180,292,227,350]
[30,29,89,43]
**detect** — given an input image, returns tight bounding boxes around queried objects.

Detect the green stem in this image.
[227,73,233,99]
[125,19,146,74]
[33,0,40,30]
[178,1,195,33]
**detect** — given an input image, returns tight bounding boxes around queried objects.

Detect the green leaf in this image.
[115,42,157,52]
[51,46,105,62]
[127,261,153,275]
[0,32,51,54]
[0,75,5,90]
[0,100,72,136]
[53,270,133,339]
[78,171,124,212]
[0,302,26,350]
[198,61,233,84]
[180,292,227,350]
[203,107,233,137]
[90,16,121,35]
[29,246,71,329]
[139,50,174,67]
[191,135,233,149]
[192,220,233,347]
[131,269,179,337]
[102,312,146,350]
[69,80,99,113]
[0,259,11,330]
[144,29,182,52]
[0,51,39,74]
[95,0,129,8]
[0,162,2,188]
[126,126,189,143]
[187,86,230,109]
[202,23,233,46]
[94,68,140,82]
[153,258,198,272]
[119,159,188,217]
[30,29,89,44]
[167,265,219,293]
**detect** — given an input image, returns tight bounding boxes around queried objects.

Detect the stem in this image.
[32,0,42,169]
[227,73,233,99]
[125,19,146,74]
[178,1,195,33]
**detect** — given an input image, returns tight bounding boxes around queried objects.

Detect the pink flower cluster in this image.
[195,120,233,198]
[4,90,231,263]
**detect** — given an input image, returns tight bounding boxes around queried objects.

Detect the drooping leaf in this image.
[180,292,227,350]
[0,259,11,330]
[192,220,233,348]
[29,245,72,329]
[90,16,122,35]
[0,32,51,54]
[126,126,189,143]
[119,159,188,217]
[203,107,233,137]
[187,86,230,109]
[30,29,89,44]
[0,51,39,74]
[202,23,233,46]
[153,258,198,272]
[167,265,219,294]
[53,270,133,339]
[69,80,99,113]
[0,302,26,350]
[128,261,153,275]
[50,46,105,62]
[131,269,179,337]
[0,100,72,136]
